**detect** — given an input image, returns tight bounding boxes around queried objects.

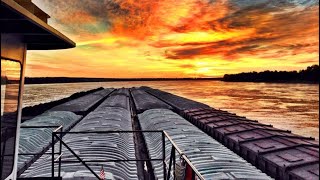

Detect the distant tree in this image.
[1,75,8,84]
[223,65,319,83]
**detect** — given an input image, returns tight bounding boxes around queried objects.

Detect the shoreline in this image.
[24,77,319,85]
[221,80,319,84]
[24,77,222,84]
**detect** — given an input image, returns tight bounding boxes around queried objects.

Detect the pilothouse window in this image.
[1,59,22,180]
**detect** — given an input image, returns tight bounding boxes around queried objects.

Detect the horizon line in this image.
[25,77,223,79]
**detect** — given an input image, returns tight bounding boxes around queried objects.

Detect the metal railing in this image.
[163,131,204,180]
[19,125,63,156]
[15,125,63,176]
[51,130,204,180]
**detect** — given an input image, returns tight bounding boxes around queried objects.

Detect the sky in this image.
[27,0,319,78]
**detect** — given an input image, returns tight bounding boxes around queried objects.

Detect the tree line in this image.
[23,77,221,84]
[223,65,319,83]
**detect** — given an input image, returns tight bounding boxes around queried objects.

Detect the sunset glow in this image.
[27,0,319,78]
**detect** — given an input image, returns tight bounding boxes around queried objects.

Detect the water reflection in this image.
[23,81,319,140]
[1,84,20,114]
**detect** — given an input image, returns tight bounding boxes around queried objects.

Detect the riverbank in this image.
[223,64,319,83]
[24,77,222,84]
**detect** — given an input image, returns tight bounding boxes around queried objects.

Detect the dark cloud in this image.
[163,1,318,60]
[33,0,127,34]
[230,0,319,9]
[297,59,319,64]
[179,64,196,69]
[225,45,260,57]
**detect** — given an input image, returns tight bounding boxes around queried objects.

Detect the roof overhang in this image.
[1,0,76,50]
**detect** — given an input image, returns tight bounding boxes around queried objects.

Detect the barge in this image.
[15,87,319,179]
[1,0,318,179]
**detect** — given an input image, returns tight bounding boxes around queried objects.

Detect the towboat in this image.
[1,0,318,180]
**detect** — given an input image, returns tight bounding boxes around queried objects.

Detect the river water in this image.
[23,80,319,140]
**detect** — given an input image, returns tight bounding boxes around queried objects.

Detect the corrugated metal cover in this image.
[96,94,130,111]
[138,109,272,179]
[18,111,82,172]
[49,88,114,114]
[141,87,209,110]
[20,107,138,179]
[110,88,130,97]
[130,88,172,113]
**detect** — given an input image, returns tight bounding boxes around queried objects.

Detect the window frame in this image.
[1,57,23,180]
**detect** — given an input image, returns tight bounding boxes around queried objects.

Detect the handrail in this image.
[18,125,63,157]
[17,125,63,177]
[53,125,63,132]
[20,125,62,129]
[163,131,205,180]
[51,130,165,179]
[54,134,99,179]
[163,131,183,154]
[51,130,204,180]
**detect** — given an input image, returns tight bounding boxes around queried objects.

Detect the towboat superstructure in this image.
[1,0,74,179]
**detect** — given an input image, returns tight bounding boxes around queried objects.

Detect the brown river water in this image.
[22,80,319,140]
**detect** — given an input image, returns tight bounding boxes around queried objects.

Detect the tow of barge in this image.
[1,0,318,179]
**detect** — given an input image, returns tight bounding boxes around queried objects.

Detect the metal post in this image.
[55,135,100,179]
[173,148,176,179]
[58,127,63,177]
[192,170,195,180]
[162,131,166,179]
[51,132,55,178]
[0,128,8,173]
[167,145,175,180]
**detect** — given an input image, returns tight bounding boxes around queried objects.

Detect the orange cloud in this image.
[27,0,319,78]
